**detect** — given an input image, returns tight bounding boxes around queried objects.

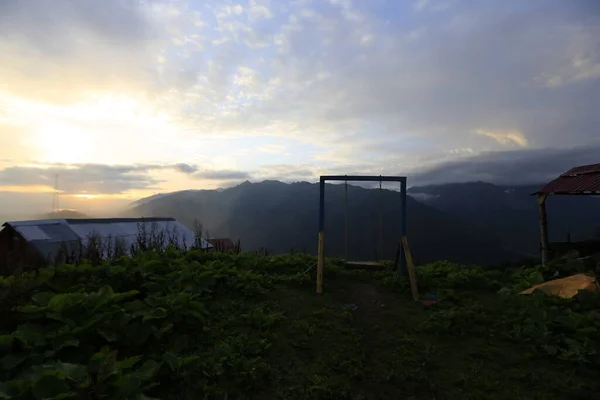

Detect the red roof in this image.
[534,163,600,195]
[209,238,236,251]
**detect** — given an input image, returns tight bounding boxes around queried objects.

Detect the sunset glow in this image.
[34,125,94,164]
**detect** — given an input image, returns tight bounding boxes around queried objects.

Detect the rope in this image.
[302,262,317,275]
[344,177,348,263]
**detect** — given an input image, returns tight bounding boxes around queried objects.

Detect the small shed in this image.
[532,163,600,265]
[0,217,213,275]
[209,238,239,253]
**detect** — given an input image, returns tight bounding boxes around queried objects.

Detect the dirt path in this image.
[337,281,390,313]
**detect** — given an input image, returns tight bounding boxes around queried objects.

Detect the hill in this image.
[408,182,600,256]
[129,193,182,207]
[0,250,598,399]
[129,180,519,266]
[38,210,90,220]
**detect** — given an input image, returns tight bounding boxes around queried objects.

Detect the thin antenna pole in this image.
[52,182,55,213]
[54,174,59,213]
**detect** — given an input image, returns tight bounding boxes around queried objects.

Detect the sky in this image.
[0,0,599,217]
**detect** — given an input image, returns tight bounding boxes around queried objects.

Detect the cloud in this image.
[174,163,198,174]
[0,164,170,194]
[3,0,598,153]
[256,164,316,182]
[0,0,599,198]
[0,0,166,103]
[257,144,287,154]
[474,129,528,147]
[413,0,429,12]
[408,145,600,186]
[0,163,246,194]
[159,0,600,160]
[192,169,251,180]
[248,1,273,21]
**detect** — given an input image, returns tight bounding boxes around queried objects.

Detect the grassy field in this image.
[0,249,599,399]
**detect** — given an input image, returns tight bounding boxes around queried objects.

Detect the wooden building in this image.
[208,238,240,253]
[533,163,600,265]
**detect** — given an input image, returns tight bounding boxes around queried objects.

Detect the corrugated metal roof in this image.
[2,217,212,262]
[561,163,600,177]
[534,163,600,195]
[17,225,52,241]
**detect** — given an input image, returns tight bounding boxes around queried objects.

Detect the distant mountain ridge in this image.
[130,192,183,207]
[408,181,600,256]
[129,180,522,266]
[38,210,90,220]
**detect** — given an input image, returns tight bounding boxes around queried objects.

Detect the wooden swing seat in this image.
[344,261,386,270]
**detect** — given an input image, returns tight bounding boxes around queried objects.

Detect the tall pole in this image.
[379,177,383,260]
[537,193,549,266]
[317,178,326,295]
[344,177,348,263]
[399,178,407,276]
[55,174,59,212]
[52,174,59,213]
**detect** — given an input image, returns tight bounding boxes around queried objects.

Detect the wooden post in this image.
[402,236,419,302]
[537,193,549,266]
[399,179,407,276]
[316,231,324,295]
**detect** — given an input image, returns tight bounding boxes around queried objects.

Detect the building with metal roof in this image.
[534,163,600,195]
[532,163,600,265]
[0,217,212,275]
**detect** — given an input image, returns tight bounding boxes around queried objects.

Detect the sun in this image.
[33,124,94,163]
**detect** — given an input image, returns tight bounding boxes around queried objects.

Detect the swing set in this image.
[317,175,416,297]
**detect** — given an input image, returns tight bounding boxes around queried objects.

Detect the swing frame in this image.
[316,175,408,295]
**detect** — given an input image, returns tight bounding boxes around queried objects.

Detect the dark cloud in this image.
[408,145,600,186]
[192,170,252,180]
[0,164,165,194]
[0,162,257,193]
[256,164,315,182]
[174,163,198,174]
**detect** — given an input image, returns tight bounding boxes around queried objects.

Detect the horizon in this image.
[1,0,599,217]
[0,177,555,222]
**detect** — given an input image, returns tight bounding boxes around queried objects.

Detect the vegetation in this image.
[0,247,599,399]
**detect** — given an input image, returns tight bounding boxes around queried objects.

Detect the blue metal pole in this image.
[317,178,326,294]
[319,178,325,232]
[399,178,407,276]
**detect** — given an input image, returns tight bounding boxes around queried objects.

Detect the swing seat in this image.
[344,261,386,270]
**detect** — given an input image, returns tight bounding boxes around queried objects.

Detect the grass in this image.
[0,250,599,399]
[262,275,596,400]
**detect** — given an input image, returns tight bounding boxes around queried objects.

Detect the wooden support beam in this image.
[537,193,550,266]
[402,236,419,302]
[316,231,324,295]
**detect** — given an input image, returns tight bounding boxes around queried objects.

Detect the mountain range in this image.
[408,182,600,257]
[124,180,600,266]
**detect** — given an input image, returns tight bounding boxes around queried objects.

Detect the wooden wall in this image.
[0,226,44,276]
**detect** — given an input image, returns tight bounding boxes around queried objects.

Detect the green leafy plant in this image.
[0,248,598,399]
